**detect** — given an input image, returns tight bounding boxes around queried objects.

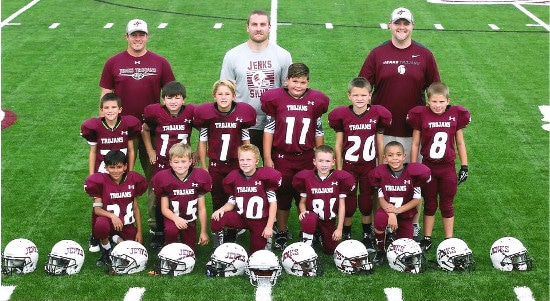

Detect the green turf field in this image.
[1,0,548,300]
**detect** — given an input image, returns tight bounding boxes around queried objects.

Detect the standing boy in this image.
[293,145,355,255]
[261,63,330,250]
[142,81,196,248]
[211,144,281,254]
[368,141,431,266]
[407,82,470,251]
[84,150,148,267]
[80,93,141,252]
[194,80,256,211]
[151,143,212,251]
[328,77,392,250]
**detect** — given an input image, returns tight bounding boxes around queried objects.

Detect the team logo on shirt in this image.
[118,67,158,81]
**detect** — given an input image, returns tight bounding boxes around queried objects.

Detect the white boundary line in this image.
[384,287,403,301]
[513,3,550,31]
[0,0,41,28]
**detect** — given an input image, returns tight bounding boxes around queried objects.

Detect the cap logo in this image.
[132,20,142,27]
[397,9,406,15]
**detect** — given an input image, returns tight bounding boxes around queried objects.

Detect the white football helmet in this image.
[386,238,425,274]
[205,243,248,277]
[281,242,322,277]
[156,243,195,276]
[2,238,39,275]
[333,239,373,274]
[110,240,148,275]
[436,238,476,272]
[490,237,533,271]
[45,240,85,275]
[246,250,282,286]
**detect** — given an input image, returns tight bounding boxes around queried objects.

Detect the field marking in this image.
[214,23,223,29]
[488,23,500,30]
[325,23,334,29]
[123,287,145,301]
[270,0,279,44]
[0,286,16,301]
[513,3,550,31]
[104,23,114,29]
[158,23,168,29]
[384,287,403,301]
[48,23,60,29]
[0,0,41,27]
[514,286,536,301]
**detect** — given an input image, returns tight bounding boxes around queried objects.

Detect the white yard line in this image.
[270,0,279,44]
[514,286,536,301]
[0,286,16,301]
[123,287,146,301]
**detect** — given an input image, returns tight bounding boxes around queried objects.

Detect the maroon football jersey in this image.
[222,167,282,220]
[151,168,212,222]
[368,163,431,219]
[99,51,175,119]
[143,103,195,170]
[194,102,256,161]
[80,115,142,173]
[292,169,355,221]
[261,88,329,153]
[359,41,440,137]
[328,105,392,164]
[84,171,147,225]
[407,105,470,165]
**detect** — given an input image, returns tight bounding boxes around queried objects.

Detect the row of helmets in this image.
[1,236,532,279]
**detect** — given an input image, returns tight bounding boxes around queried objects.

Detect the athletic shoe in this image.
[224,229,237,243]
[274,231,289,251]
[96,248,111,267]
[362,233,376,253]
[150,233,164,249]
[413,223,421,242]
[373,250,386,266]
[342,233,351,241]
[313,230,322,247]
[88,234,100,253]
[384,230,394,251]
[419,237,433,252]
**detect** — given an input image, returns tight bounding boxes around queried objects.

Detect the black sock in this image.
[343,225,351,235]
[362,223,372,236]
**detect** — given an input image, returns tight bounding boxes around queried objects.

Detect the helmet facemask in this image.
[45,255,74,276]
[2,256,30,275]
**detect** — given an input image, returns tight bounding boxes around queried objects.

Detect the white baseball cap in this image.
[126,19,148,34]
[390,7,414,24]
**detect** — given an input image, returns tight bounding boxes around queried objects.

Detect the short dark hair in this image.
[348,77,372,93]
[104,150,127,166]
[100,93,121,108]
[287,63,310,80]
[162,81,186,98]
[384,141,405,153]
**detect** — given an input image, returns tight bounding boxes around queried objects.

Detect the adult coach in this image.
[358,7,440,241]
[220,9,292,157]
[99,19,176,249]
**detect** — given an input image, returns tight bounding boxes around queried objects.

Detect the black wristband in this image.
[461,165,468,170]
